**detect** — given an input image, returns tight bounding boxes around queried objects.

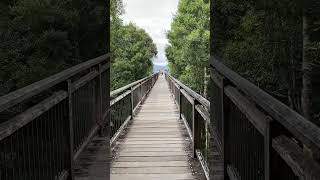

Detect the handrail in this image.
[166,73,210,109]
[165,73,210,179]
[209,56,320,179]
[110,73,159,145]
[0,54,110,180]
[211,56,320,151]
[0,54,110,112]
[110,74,154,98]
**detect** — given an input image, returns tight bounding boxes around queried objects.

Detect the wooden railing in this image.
[110,73,159,145]
[0,54,110,180]
[165,73,210,179]
[209,56,320,180]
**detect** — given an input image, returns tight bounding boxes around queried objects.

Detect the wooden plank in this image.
[111,167,190,174]
[112,161,189,167]
[111,75,197,180]
[113,156,188,162]
[0,54,110,112]
[119,147,184,152]
[118,152,187,157]
[74,136,109,178]
[125,138,184,141]
[224,86,268,135]
[0,91,67,141]
[272,135,320,179]
[211,57,320,152]
[120,144,185,148]
[123,141,185,145]
[111,173,194,180]
[181,89,195,105]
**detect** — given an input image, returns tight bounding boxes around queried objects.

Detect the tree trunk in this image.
[301,16,313,121]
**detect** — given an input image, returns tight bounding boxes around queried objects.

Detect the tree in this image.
[110,0,157,90]
[0,0,109,95]
[302,0,320,124]
[211,0,320,122]
[166,0,210,96]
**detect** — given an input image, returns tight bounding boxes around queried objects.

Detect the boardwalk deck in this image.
[111,75,200,180]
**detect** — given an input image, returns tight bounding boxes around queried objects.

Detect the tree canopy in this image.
[166,0,210,96]
[0,0,157,94]
[167,0,320,122]
[110,0,157,90]
[0,0,107,95]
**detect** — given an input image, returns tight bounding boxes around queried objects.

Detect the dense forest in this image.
[111,0,157,90]
[166,0,210,97]
[167,0,320,123]
[0,0,157,95]
[0,0,107,95]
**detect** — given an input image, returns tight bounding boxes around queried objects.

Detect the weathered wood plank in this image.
[111,75,197,179]
[113,156,188,162]
[112,161,189,167]
[111,173,194,180]
[112,167,191,174]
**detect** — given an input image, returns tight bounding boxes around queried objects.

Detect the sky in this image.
[121,0,179,66]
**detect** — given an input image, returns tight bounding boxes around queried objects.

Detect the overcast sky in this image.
[121,0,179,66]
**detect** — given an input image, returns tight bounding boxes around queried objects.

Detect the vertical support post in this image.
[192,101,198,158]
[139,82,142,103]
[264,117,272,180]
[221,77,229,179]
[179,87,182,119]
[96,64,103,135]
[67,80,74,180]
[209,77,215,179]
[105,61,111,180]
[131,86,134,118]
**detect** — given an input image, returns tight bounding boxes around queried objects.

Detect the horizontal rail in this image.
[0,91,68,141]
[110,75,152,98]
[273,135,320,179]
[0,54,110,179]
[110,73,159,142]
[165,73,210,179]
[0,54,110,112]
[210,56,320,179]
[166,73,210,109]
[211,56,320,151]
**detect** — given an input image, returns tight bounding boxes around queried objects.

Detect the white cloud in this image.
[121,0,179,65]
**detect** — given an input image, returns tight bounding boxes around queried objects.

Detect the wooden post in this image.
[179,87,182,119]
[139,82,142,102]
[192,100,195,158]
[221,77,229,179]
[96,65,103,135]
[67,80,74,179]
[131,86,134,118]
[193,102,199,158]
[264,117,272,180]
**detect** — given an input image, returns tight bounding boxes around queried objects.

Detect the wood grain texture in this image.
[111,75,199,180]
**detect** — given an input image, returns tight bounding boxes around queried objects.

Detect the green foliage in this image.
[166,0,210,96]
[0,0,156,94]
[213,0,304,104]
[111,0,157,90]
[0,0,108,95]
[212,0,320,121]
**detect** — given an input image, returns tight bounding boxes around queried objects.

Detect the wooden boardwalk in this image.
[111,75,198,180]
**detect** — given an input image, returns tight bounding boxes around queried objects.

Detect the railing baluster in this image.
[0,54,110,179]
[179,86,182,119]
[67,80,74,179]
[110,73,159,145]
[131,86,134,117]
[192,100,197,158]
